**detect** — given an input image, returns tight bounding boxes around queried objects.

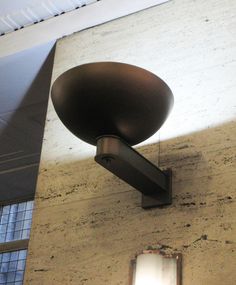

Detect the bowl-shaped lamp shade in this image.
[51,62,174,146]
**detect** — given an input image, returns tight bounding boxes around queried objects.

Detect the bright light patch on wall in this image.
[130,251,182,285]
[135,254,162,285]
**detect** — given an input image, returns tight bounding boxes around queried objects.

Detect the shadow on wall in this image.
[0,42,56,203]
[27,119,236,285]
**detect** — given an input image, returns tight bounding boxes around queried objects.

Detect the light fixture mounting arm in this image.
[95,136,172,209]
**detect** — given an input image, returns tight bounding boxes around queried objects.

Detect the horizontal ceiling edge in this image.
[0,0,170,58]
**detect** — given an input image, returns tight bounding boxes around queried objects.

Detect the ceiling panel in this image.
[0,0,98,35]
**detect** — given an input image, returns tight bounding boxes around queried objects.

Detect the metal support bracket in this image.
[95,136,172,209]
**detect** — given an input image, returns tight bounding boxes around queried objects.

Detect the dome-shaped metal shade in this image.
[51,62,174,146]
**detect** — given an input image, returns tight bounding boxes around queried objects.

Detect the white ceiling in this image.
[0,0,97,35]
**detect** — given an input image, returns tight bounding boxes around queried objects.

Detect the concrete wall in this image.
[24,0,236,284]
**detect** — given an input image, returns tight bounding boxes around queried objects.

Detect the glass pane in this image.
[0,234,6,243]
[13,231,21,240]
[6,232,14,242]
[0,224,7,233]
[17,203,26,212]
[21,230,30,240]
[10,252,19,262]
[0,215,9,224]
[15,271,24,281]
[26,201,34,210]
[0,262,8,273]
[7,222,16,232]
[16,212,24,222]
[18,250,27,260]
[8,261,17,272]
[9,213,17,223]
[17,260,25,271]
[2,206,10,215]
[23,220,32,230]
[15,221,23,231]
[0,273,7,284]
[24,210,33,220]
[7,271,15,282]
[2,253,10,263]
[10,204,18,214]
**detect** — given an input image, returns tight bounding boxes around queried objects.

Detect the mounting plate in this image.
[141,169,172,209]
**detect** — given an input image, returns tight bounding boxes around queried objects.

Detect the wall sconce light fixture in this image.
[51,62,174,208]
[130,250,182,285]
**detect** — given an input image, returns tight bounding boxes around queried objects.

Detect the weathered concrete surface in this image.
[24,0,236,284]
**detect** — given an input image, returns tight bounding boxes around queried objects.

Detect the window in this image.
[0,201,34,285]
[0,250,27,285]
[0,201,33,243]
